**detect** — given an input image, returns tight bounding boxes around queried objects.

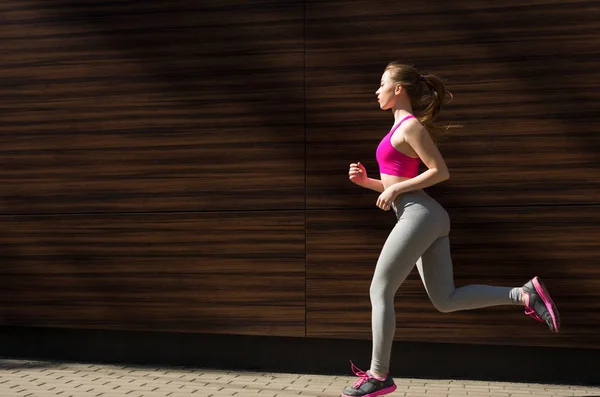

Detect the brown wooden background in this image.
[1,0,599,350]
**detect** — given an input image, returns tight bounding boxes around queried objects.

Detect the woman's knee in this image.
[369,283,382,304]
[369,282,393,306]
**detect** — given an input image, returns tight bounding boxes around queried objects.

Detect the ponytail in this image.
[418,73,457,141]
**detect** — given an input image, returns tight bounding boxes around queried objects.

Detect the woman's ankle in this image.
[368,370,387,381]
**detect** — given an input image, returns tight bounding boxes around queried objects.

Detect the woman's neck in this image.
[391,95,414,125]
[392,108,413,125]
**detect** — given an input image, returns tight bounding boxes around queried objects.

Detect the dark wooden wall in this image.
[0,0,306,337]
[1,0,599,350]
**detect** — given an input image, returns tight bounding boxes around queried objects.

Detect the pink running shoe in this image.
[522,276,560,332]
[341,361,397,397]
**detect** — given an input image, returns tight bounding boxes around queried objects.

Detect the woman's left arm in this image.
[389,122,450,195]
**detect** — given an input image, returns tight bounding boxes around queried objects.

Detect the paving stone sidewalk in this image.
[0,359,598,397]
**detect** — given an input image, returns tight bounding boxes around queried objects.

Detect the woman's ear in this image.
[394,84,403,95]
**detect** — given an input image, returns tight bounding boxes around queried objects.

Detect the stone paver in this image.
[0,359,598,397]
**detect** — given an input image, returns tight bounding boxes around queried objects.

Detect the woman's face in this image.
[375,70,399,110]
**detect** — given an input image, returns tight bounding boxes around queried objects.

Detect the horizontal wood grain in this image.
[306,0,600,209]
[306,205,600,348]
[1,0,600,353]
[0,0,305,214]
[0,211,306,336]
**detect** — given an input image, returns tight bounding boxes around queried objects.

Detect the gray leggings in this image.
[370,190,521,374]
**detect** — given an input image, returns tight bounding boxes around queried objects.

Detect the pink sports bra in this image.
[376,115,420,178]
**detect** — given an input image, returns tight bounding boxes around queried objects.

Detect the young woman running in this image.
[341,62,560,397]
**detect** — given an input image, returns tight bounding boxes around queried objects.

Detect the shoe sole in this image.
[341,384,397,397]
[532,277,560,332]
